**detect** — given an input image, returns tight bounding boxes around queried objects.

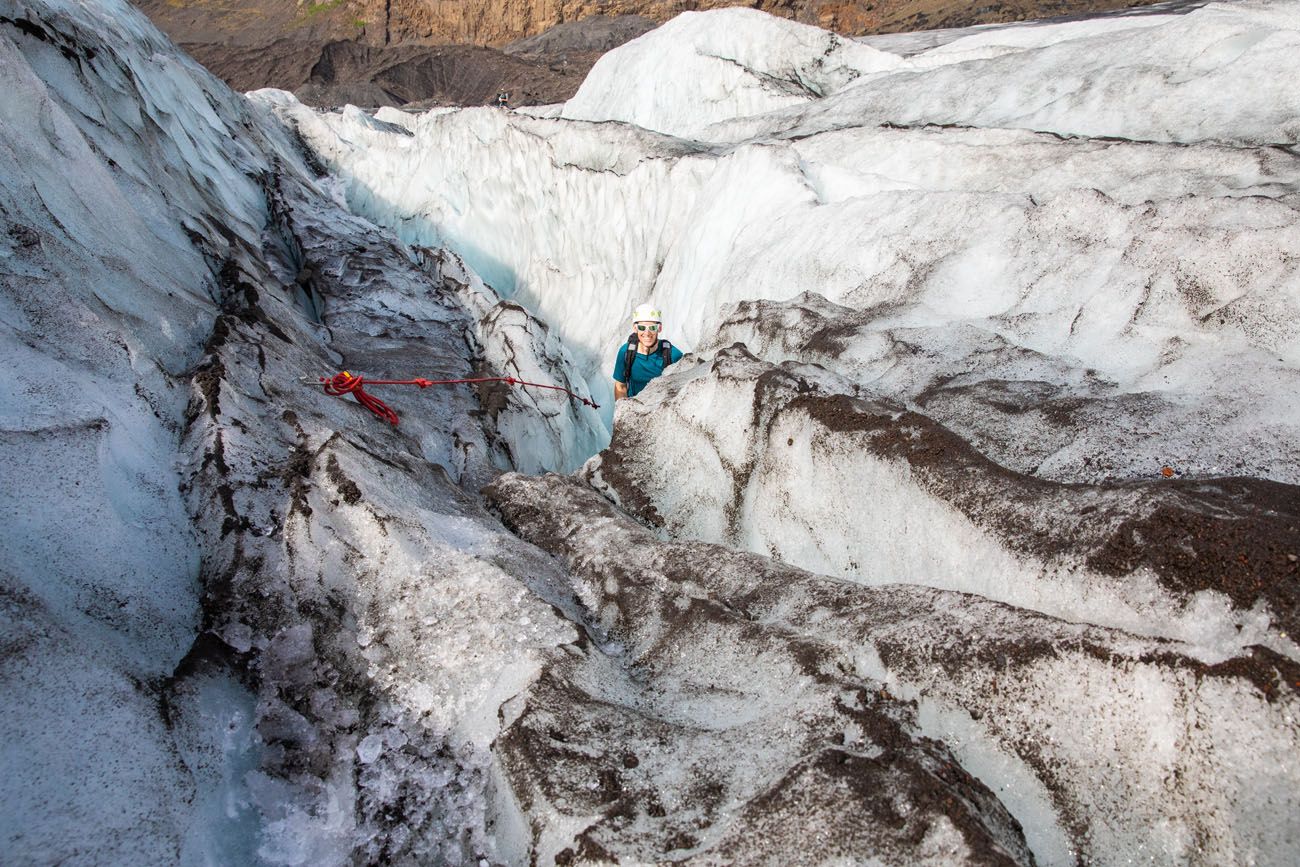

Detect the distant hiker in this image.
[495,90,510,108]
[613,304,683,400]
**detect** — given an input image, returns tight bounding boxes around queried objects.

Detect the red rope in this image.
[319,371,599,426]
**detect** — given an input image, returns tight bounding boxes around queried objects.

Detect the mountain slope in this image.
[132,0,1167,105]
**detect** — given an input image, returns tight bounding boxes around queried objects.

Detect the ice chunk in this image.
[357,734,384,765]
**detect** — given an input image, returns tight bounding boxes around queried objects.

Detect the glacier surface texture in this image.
[1,0,1298,865]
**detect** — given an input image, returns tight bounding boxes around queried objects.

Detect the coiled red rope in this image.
[319,371,599,425]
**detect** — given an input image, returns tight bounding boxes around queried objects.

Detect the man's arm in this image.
[614,380,628,400]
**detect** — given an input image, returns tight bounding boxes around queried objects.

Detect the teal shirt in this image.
[612,341,684,397]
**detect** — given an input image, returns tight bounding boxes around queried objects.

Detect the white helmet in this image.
[631,303,662,324]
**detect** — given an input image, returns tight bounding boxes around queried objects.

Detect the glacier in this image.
[268,1,1300,463]
[2,0,1299,864]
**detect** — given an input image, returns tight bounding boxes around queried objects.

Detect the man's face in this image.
[635,321,660,348]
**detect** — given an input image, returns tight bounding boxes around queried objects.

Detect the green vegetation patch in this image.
[298,0,348,24]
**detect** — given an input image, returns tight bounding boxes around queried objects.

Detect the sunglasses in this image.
[636,323,660,332]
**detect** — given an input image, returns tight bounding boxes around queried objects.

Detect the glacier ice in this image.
[561,9,904,139]
[484,470,1300,866]
[2,0,592,863]
[585,317,1300,654]
[271,1,1300,450]
[2,0,277,857]
[3,0,1299,864]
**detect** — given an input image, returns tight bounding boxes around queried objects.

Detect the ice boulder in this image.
[561,7,902,140]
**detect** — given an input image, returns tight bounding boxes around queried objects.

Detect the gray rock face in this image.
[290,41,593,109]
[134,4,653,109]
[504,15,658,59]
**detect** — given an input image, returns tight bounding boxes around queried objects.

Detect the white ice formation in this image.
[2,0,1299,864]
[560,9,905,138]
[2,0,593,862]
[486,470,1300,866]
[269,0,1300,459]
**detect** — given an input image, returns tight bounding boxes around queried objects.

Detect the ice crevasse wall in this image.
[0,0,300,857]
[1,0,599,861]
[268,1,1300,447]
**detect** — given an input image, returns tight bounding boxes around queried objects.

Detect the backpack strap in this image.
[622,334,638,383]
[623,337,675,385]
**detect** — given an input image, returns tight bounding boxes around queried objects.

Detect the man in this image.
[613,303,683,400]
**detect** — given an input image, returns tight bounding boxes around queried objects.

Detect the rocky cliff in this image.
[385,0,1166,45]
[135,0,1165,106]
[140,0,1165,48]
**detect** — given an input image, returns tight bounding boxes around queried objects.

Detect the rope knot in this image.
[321,371,398,425]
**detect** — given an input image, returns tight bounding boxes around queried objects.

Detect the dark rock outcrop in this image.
[133,0,1169,106]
